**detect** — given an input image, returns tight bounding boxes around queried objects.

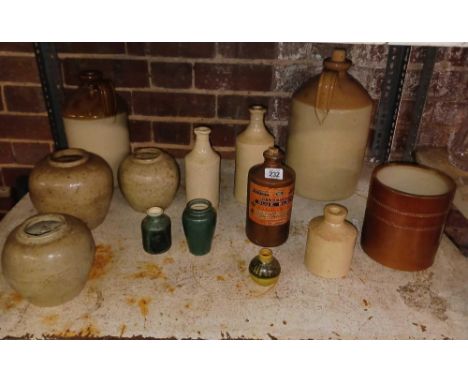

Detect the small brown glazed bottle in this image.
[246,147,295,247]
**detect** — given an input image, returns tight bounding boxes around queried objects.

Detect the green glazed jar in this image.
[141,207,171,254]
[249,248,281,286]
[182,199,217,256]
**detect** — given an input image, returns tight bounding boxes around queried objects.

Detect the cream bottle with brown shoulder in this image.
[286,49,373,200]
[62,70,130,186]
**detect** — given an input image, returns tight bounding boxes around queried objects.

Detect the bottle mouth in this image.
[186,198,212,214]
[259,248,273,264]
[324,203,347,224]
[132,147,162,163]
[147,206,164,217]
[48,148,90,168]
[194,127,211,136]
[17,214,68,244]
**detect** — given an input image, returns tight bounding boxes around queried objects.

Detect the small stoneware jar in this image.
[118,147,179,212]
[29,148,113,229]
[304,204,357,278]
[249,248,281,286]
[182,198,217,256]
[1,213,95,307]
[141,207,172,255]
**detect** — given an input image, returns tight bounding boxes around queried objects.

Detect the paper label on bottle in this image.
[264,168,283,180]
[248,182,294,226]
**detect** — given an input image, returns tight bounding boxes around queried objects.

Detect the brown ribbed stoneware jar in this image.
[246,147,295,247]
[361,163,456,271]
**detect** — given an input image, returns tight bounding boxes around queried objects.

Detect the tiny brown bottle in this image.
[246,147,295,247]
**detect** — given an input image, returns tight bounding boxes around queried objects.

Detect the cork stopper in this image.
[263,147,283,161]
[331,49,346,63]
[324,204,347,224]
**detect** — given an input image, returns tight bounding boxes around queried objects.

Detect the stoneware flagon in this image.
[29,148,113,229]
[118,147,180,212]
[361,162,456,271]
[1,213,95,307]
[63,70,130,186]
[286,48,372,201]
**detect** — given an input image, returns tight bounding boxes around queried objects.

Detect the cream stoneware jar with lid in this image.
[1,213,95,307]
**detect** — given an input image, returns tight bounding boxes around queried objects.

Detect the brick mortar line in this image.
[0,81,41,87]
[0,163,34,168]
[129,115,289,125]
[0,51,35,57]
[0,111,48,117]
[62,83,293,97]
[0,138,53,144]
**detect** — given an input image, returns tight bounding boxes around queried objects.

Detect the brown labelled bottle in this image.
[246,147,295,247]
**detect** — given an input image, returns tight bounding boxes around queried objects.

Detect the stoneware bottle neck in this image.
[263,147,283,167]
[248,106,267,132]
[323,204,347,226]
[193,127,213,154]
[48,148,90,168]
[146,206,164,218]
[258,248,273,264]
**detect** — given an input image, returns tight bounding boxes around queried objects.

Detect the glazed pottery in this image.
[304,204,357,278]
[63,70,130,185]
[1,213,95,307]
[118,147,179,212]
[185,127,221,209]
[29,148,113,229]
[246,147,295,247]
[249,248,281,286]
[361,163,456,271]
[234,106,275,205]
[141,207,172,255]
[182,198,217,256]
[286,48,373,200]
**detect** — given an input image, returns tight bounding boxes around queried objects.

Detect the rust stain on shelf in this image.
[164,283,175,293]
[238,260,247,273]
[132,263,166,280]
[119,324,127,337]
[163,257,175,265]
[1,291,23,310]
[216,275,226,281]
[138,297,151,318]
[41,314,59,326]
[44,324,101,339]
[89,244,114,280]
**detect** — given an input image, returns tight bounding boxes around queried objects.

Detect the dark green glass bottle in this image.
[141,207,171,254]
[182,198,217,256]
[249,248,281,286]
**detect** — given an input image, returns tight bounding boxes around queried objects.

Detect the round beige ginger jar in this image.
[29,148,113,229]
[118,147,180,212]
[1,213,95,307]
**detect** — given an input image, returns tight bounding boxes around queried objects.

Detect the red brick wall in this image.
[1,42,467,218]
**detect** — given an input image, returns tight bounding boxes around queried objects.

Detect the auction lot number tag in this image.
[265,168,283,180]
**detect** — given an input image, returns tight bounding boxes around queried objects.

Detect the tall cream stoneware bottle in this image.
[286,49,373,200]
[234,106,274,205]
[304,204,357,278]
[185,127,221,208]
[63,70,130,186]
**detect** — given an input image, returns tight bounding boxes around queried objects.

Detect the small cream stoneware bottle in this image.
[304,204,357,278]
[185,127,221,208]
[234,106,274,205]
